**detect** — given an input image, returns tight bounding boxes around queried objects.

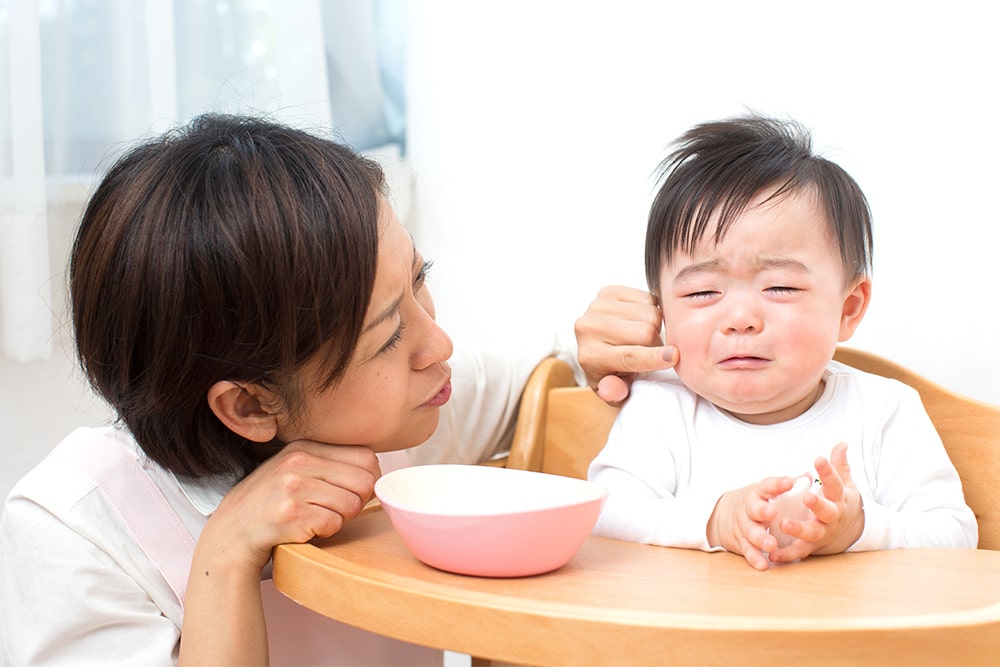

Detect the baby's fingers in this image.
[803,490,842,524]
[777,516,825,544]
[739,538,772,571]
[735,506,777,568]
[830,442,854,484]
[745,518,778,553]
[758,476,796,503]
[767,538,814,564]
[815,458,844,502]
[766,517,828,563]
[816,443,853,501]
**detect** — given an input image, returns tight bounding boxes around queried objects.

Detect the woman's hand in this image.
[575,285,677,404]
[211,440,382,572]
[179,441,381,666]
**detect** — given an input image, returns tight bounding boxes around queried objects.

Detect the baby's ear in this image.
[838,276,872,341]
[207,381,279,442]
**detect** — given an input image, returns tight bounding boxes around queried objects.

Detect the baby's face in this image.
[657,185,869,424]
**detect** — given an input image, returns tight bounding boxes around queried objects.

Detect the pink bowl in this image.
[375,464,607,577]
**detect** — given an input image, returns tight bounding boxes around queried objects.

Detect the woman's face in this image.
[276,202,454,452]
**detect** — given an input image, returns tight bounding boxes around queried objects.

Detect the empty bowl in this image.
[374,464,608,577]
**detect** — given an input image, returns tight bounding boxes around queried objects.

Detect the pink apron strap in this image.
[48,427,195,606]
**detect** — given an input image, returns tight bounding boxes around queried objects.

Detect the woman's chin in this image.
[373,413,442,453]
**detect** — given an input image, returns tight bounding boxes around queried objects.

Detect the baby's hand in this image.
[767,443,865,563]
[766,474,819,549]
[707,476,797,571]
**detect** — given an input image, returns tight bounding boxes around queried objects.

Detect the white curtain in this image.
[0,0,405,362]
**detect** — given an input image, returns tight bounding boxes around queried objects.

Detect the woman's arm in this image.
[179,530,268,665]
[178,441,381,666]
[414,284,681,467]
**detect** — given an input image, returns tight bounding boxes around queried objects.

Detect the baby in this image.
[588,115,977,570]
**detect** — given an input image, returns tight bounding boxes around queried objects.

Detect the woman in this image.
[0,114,671,665]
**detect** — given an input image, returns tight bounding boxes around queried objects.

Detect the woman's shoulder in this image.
[0,426,186,663]
[1,425,190,631]
[4,426,135,510]
[6,425,221,535]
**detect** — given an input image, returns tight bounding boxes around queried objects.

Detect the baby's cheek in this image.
[671,354,697,385]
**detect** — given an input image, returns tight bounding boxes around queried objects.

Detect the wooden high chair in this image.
[505,347,1000,550]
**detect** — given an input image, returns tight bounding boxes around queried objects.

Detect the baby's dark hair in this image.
[70,113,385,477]
[645,114,873,293]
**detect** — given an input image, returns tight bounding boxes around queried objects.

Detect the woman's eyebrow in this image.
[364,295,402,334]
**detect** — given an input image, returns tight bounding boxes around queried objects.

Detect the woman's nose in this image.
[413,318,453,369]
[411,292,453,369]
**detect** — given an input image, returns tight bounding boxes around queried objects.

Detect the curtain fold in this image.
[1,0,51,361]
[0,0,404,363]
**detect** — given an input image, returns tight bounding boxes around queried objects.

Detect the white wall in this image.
[406,0,1000,403]
[0,190,114,498]
[3,1,999,499]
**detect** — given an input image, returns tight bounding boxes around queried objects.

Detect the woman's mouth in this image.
[422,380,452,408]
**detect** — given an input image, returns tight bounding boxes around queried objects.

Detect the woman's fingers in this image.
[576,285,671,393]
[220,441,383,558]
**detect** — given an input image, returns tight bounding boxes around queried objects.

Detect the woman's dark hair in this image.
[70,113,386,477]
[645,114,873,293]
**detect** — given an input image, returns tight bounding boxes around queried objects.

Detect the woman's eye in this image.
[414,260,433,290]
[379,322,406,355]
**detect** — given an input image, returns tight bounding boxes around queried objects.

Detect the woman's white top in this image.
[0,338,580,665]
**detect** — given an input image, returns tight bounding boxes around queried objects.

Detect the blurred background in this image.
[2,0,998,499]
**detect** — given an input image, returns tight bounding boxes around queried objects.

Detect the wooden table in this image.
[273,507,1000,666]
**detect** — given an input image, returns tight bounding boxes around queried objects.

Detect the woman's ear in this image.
[207,381,279,443]
[838,276,872,342]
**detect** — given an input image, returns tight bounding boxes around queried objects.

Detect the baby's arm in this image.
[771,383,976,556]
[848,387,977,550]
[588,384,725,549]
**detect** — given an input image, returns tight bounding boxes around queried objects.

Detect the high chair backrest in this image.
[506,357,615,480]
[506,348,1000,550]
